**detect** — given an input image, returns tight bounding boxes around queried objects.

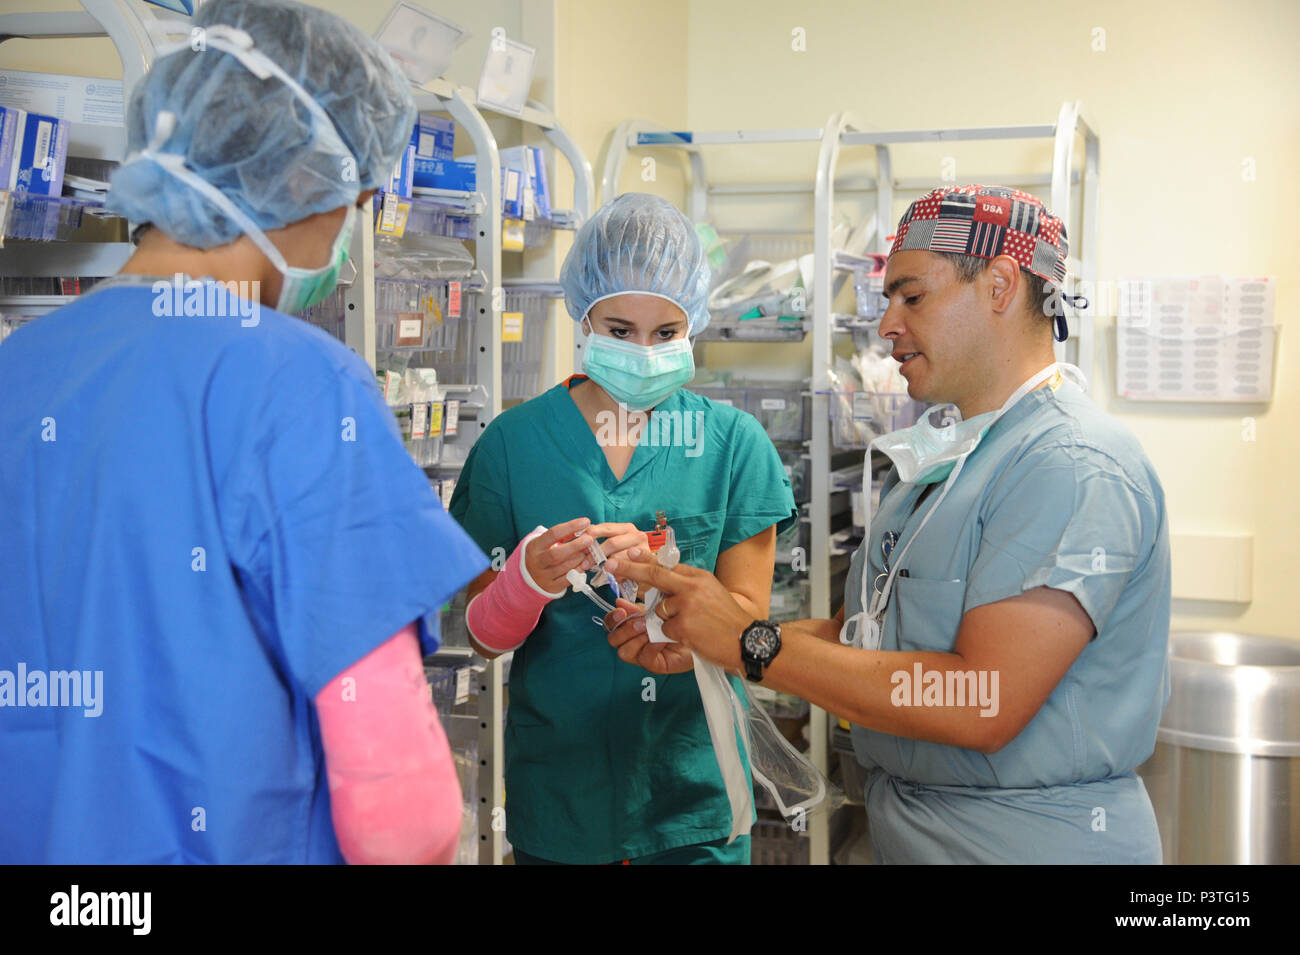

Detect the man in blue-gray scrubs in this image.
[605,185,1171,863]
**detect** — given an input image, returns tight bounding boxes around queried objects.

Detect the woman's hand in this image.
[603,598,695,675]
[524,517,596,594]
[585,522,651,567]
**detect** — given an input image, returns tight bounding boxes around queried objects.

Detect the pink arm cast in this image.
[315,625,462,865]
[466,526,566,653]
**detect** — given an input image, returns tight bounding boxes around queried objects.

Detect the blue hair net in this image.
[106,0,416,249]
[560,193,712,335]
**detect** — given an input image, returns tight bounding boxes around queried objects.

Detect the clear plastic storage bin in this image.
[745,383,807,442]
[3,193,108,241]
[301,286,347,342]
[829,390,925,449]
[691,382,748,410]
[770,573,809,622]
[375,277,468,352]
[500,289,551,400]
[751,819,810,866]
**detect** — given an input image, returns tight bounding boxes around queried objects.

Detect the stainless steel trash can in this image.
[1138,631,1300,864]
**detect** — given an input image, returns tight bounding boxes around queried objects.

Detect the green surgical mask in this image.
[272,206,355,314]
[581,332,695,412]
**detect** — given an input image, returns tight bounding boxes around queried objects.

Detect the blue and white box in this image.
[13,110,68,196]
[0,106,23,191]
[410,113,455,160]
[530,145,550,219]
[413,156,476,192]
[411,156,523,217]
[498,146,532,220]
[386,142,415,198]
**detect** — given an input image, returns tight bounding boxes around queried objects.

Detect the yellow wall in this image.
[668,0,1297,640]
[554,0,691,365]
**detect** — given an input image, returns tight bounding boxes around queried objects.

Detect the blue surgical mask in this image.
[581,332,695,412]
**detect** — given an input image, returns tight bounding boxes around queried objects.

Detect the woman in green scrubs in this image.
[448,193,797,864]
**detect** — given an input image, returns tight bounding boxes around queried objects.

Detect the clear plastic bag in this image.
[375,233,474,281]
[737,679,845,823]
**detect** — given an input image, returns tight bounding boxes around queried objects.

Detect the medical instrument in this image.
[583,536,621,600]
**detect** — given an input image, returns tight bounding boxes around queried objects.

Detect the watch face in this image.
[744,625,778,659]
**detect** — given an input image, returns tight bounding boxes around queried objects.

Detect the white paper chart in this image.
[1116,275,1276,402]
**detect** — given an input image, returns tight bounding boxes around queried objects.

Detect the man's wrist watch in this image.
[739,619,782,682]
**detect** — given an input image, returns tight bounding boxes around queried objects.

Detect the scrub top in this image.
[0,283,487,864]
[448,376,797,864]
[846,376,1171,864]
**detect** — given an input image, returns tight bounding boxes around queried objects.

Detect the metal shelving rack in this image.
[383,77,594,865]
[600,102,1098,865]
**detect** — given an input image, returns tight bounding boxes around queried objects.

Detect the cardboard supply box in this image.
[410,113,455,160]
[412,157,524,217]
[0,106,22,191]
[0,106,69,197]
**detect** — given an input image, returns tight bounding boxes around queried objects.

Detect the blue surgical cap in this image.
[560,193,712,335]
[106,0,416,249]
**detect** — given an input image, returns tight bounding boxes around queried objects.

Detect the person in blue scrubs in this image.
[605,185,1171,864]
[0,0,485,863]
[448,193,798,865]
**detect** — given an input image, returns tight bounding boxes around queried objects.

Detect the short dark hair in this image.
[938,252,1059,334]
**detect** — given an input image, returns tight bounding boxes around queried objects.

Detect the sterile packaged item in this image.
[374,232,473,281]
[498,146,533,220]
[14,110,68,197]
[530,145,550,219]
[826,350,925,448]
[694,221,726,269]
[410,112,455,160]
[708,258,803,319]
[374,2,468,85]
[0,106,23,191]
[412,156,524,217]
[412,156,475,191]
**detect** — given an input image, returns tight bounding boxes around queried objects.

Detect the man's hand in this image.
[603,555,753,671]
[603,598,695,675]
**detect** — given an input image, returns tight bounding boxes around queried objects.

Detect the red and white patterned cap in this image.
[887,184,1083,340]
[888,184,1069,285]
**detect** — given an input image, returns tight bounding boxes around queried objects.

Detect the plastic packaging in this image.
[374,232,474,281]
[741,680,845,821]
